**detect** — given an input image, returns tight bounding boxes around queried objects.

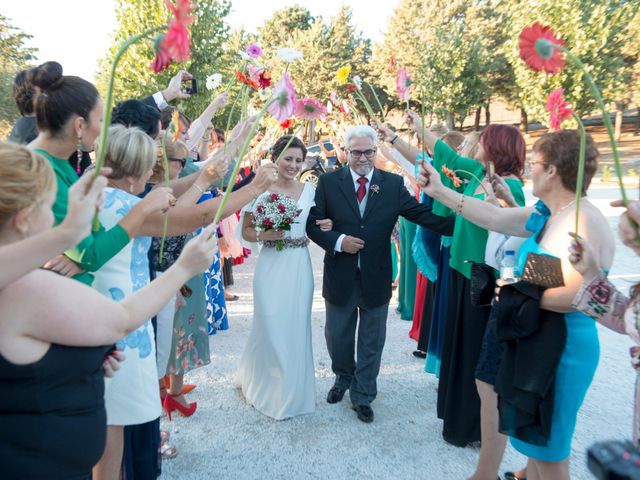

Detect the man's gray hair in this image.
[345,125,377,149]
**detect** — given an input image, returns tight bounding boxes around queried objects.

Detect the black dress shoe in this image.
[352,404,374,423]
[326,386,346,404]
[412,350,427,359]
[504,472,526,480]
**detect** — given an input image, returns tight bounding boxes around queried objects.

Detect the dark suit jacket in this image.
[306,167,454,308]
[140,95,158,110]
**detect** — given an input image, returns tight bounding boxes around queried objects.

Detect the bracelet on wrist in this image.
[390,135,399,145]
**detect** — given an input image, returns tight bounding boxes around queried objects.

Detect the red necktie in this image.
[356,176,368,203]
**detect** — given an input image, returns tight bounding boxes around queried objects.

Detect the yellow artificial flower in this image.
[335,65,351,85]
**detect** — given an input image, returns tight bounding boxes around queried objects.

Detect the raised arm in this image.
[0,172,107,288]
[418,160,533,237]
[3,224,217,352]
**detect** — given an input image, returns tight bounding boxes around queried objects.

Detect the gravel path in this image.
[162,230,636,480]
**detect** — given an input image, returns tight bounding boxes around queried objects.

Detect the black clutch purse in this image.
[468,261,496,307]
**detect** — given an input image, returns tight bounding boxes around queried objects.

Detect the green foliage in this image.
[96,0,231,120]
[501,0,637,124]
[0,14,37,137]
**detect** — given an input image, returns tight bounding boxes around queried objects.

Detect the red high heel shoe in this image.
[163,394,197,421]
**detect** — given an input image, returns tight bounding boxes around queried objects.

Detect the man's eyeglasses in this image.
[527,160,547,168]
[169,158,187,168]
[349,148,377,159]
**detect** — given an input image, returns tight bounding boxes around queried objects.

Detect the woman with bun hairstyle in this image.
[0,142,218,480]
[28,62,277,286]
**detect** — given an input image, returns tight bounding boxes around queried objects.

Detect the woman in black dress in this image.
[0,142,218,480]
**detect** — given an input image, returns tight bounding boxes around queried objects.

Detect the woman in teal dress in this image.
[420,129,616,480]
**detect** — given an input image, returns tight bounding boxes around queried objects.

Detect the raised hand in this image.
[210,92,229,111]
[374,122,395,143]
[568,234,601,280]
[417,160,443,196]
[175,224,219,276]
[202,154,230,182]
[61,168,110,242]
[342,235,364,254]
[610,199,640,255]
[43,254,84,277]
[229,115,259,150]
[491,174,517,207]
[404,110,423,134]
[162,70,193,102]
[140,186,176,215]
[252,164,278,193]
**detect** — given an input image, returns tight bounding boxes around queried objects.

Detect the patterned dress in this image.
[92,188,161,425]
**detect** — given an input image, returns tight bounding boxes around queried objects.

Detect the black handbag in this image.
[468,261,496,307]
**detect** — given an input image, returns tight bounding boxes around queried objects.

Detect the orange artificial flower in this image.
[442,166,462,188]
[235,71,260,90]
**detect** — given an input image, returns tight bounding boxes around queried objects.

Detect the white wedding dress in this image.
[237,182,316,420]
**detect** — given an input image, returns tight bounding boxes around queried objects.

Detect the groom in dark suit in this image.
[306,125,455,423]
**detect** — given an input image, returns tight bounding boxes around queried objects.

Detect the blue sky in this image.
[4,0,398,81]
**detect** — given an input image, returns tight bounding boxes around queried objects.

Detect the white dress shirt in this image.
[334,168,374,252]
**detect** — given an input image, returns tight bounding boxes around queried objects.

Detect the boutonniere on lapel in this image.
[370,184,380,195]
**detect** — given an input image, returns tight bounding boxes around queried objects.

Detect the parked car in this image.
[299,139,342,186]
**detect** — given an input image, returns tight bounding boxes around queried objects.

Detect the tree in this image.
[96,0,231,120]
[501,0,637,128]
[0,15,37,137]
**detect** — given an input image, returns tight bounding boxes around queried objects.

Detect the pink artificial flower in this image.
[396,67,412,102]
[329,92,339,106]
[267,74,297,122]
[294,97,327,121]
[163,0,194,62]
[150,37,171,73]
[246,43,263,58]
[546,88,574,130]
[151,0,194,72]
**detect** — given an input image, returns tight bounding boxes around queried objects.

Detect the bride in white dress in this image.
[237,135,331,420]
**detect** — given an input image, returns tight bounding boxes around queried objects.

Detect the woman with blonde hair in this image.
[0,142,217,480]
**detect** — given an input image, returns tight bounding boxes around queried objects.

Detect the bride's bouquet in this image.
[252,193,302,251]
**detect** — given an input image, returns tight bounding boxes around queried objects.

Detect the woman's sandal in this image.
[159,442,178,460]
[160,430,170,444]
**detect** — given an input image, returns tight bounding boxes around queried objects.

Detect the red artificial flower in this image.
[389,55,396,73]
[257,69,271,89]
[519,23,566,74]
[235,71,260,90]
[442,166,462,188]
[269,193,279,202]
[345,84,357,92]
[280,119,293,129]
[546,88,574,130]
[277,204,286,213]
[263,218,274,227]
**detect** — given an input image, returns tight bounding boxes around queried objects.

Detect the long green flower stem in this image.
[573,113,587,235]
[353,88,377,121]
[453,169,491,197]
[420,89,426,162]
[158,127,171,264]
[366,82,385,121]
[92,26,164,231]
[207,98,275,237]
[562,48,628,205]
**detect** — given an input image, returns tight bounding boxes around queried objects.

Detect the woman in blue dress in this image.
[419,129,615,480]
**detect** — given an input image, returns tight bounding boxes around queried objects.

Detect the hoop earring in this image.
[76,136,83,175]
